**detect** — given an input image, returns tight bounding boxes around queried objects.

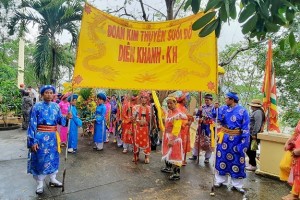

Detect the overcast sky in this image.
[89,0,246,51]
[25,0,245,51]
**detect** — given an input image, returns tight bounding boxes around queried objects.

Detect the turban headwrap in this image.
[226,92,239,101]
[67,94,79,102]
[131,95,139,101]
[166,96,177,102]
[176,91,188,102]
[97,93,107,101]
[140,91,149,98]
[204,94,213,100]
[40,85,56,95]
[61,92,71,100]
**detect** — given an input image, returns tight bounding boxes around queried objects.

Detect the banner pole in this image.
[197,92,202,164]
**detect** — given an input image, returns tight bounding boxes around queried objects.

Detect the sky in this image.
[89,0,245,51]
[27,0,245,52]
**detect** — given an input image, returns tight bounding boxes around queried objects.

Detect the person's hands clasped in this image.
[168,140,174,147]
[139,120,146,126]
[66,113,72,119]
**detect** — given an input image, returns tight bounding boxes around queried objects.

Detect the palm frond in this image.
[33,34,52,82]
[60,22,78,46]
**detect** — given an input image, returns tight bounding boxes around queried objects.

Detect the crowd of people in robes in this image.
[23,84,300,198]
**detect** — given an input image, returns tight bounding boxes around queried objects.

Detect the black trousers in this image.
[246,137,257,167]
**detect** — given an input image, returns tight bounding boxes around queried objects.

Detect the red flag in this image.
[262,40,280,133]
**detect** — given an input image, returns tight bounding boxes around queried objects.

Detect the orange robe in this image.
[177,103,191,154]
[293,136,300,195]
[162,108,187,165]
[121,101,134,144]
[133,104,151,155]
[291,121,300,195]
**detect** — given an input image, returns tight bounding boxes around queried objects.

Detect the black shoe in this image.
[49,182,63,188]
[188,156,197,160]
[169,174,180,180]
[161,167,172,173]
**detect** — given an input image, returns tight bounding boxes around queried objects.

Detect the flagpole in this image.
[197,92,202,164]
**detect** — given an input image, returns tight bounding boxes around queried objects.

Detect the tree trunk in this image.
[165,0,175,20]
[51,47,57,87]
[156,0,175,103]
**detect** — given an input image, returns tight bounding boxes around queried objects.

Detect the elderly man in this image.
[161,96,188,180]
[27,85,72,194]
[21,91,33,130]
[28,86,39,104]
[213,92,250,194]
[190,93,215,163]
[246,99,265,171]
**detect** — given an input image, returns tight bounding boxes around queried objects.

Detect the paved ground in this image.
[0,128,291,200]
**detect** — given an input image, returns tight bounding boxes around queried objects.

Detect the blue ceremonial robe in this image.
[196,104,214,136]
[27,101,67,176]
[93,104,107,143]
[214,104,250,179]
[68,105,82,149]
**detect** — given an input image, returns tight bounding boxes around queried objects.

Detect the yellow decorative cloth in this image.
[172,120,182,137]
[279,151,292,181]
[210,122,215,148]
[56,131,61,153]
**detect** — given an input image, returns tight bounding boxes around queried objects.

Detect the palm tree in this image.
[9,0,83,86]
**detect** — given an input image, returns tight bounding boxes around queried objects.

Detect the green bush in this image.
[0,66,21,126]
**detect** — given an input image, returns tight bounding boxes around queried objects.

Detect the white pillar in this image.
[17,38,25,88]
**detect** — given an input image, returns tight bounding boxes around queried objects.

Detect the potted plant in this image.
[0,80,22,129]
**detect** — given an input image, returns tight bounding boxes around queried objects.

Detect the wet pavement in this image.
[0,128,291,200]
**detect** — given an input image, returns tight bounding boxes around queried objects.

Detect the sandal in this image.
[132,157,140,162]
[282,194,299,200]
[144,157,150,164]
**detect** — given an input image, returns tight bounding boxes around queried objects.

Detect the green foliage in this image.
[191,0,201,14]
[0,65,16,80]
[79,88,93,101]
[9,0,83,86]
[0,39,40,87]
[0,72,21,126]
[282,109,300,128]
[272,38,300,110]
[219,42,265,108]
[186,0,300,46]
[192,11,216,30]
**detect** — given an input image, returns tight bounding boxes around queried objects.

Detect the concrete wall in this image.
[256,132,290,178]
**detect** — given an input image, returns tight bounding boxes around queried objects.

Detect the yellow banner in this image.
[73,4,218,92]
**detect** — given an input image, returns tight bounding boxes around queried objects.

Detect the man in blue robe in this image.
[190,94,215,163]
[213,92,250,194]
[93,93,107,150]
[67,94,82,153]
[27,85,72,194]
